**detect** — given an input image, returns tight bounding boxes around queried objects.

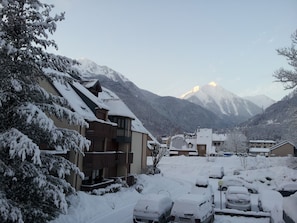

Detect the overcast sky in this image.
[48,0,297,101]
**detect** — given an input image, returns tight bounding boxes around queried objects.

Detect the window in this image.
[109,116,131,138]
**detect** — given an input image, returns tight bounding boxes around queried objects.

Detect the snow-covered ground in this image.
[51,156,297,223]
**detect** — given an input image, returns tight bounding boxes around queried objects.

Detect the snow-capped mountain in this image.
[181,82,263,124]
[76,58,130,83]
[243,95,275,110]
[74,59,230,136]
[241,91,297,145]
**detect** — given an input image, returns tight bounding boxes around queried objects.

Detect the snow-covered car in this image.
[219,176,258,193]
[133,194,173,223]
[191,176,214,204]
[258,189,283,212]
[225,186,251,211]
[209,166,224,179]
[194,176,209,187]
[170,194,214,223]
[276,182,297,197]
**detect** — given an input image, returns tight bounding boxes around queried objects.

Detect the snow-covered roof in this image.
[99,87,152,135]
[81,79,101,89]
[249,140,276,144]
[44,68,113,124]
[170,147,197,152]
[249,148,270,153]
[132,117,149,134]
[99,87,136,119]
[72,81,109,110]
[53,80,98,122]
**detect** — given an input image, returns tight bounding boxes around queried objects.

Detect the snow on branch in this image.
[54,128,90,153]
[0,192,23,223]
[0,128,41,165]
[16,103,55,133]
[41,153,84,179]
[44,103,89,128]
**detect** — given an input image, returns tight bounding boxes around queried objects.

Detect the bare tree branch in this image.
[274,29,297,90]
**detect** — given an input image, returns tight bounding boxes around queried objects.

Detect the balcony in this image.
[116,135,132,143]
[83,151,133,170]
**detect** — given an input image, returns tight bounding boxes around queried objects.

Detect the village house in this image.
[99,87,151,176]
[249,140,296,157]
[169,128,227,156]
[40,71,151,191]
[248,140,277,149]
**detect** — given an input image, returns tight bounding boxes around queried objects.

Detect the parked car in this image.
[276,182,297,197]
[219,176,258,193]
[209,166,224,179]
[258,189,283,212]
[195,176,210,187]
[191,176,214,204]
[133,194,173,223]
[170,194,214,223]
[225,186,251,211]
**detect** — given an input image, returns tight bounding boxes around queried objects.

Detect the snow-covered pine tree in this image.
[0,1,90,222]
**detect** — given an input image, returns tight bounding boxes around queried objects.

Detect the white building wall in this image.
[169,128,227,156]
[130,131,144,174]
[196,128,214,154]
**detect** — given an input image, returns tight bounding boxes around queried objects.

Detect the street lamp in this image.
[218,180,223,209]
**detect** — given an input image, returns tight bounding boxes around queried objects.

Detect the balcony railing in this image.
[83,151,133,170]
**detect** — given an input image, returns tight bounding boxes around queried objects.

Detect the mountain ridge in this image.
[240,91,297,145]
[180,82,265,125]
[74,58,280,136]
[243,95,275,110]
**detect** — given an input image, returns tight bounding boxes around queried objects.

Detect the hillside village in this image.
[40,68,297,192]
[38,69,297,223]
[3,33,297,223]
[39,68,297,223]
[1,1,297,223]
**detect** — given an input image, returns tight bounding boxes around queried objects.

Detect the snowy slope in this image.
[240,92,297,145]
[75,58,130,83]
[181,82,262,120]
[73,59,230,136]
[243,95,275,110]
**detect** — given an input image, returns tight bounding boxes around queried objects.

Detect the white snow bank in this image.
[283,192,297,222]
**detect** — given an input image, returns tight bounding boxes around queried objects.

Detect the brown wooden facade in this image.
[80,82,135,191]
[40,78,135,191]
[270,141,296,157]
